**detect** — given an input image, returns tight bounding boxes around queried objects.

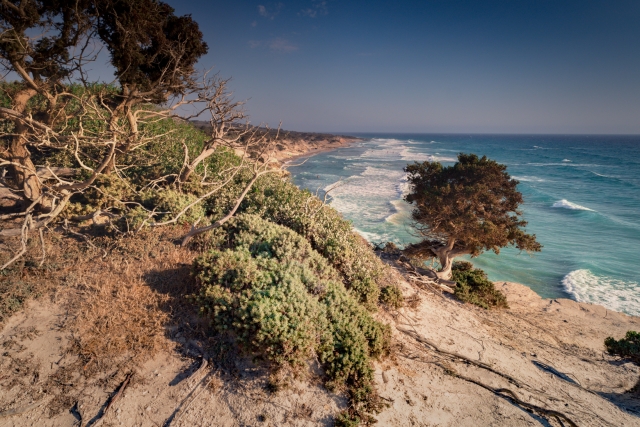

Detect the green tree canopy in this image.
[404,153,541,279]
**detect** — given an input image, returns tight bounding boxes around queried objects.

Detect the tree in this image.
[403,153,541,280]
[0,0,281,268]
[0,0,208,205]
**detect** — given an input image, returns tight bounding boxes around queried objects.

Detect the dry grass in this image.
[1,225,212,416]
[2,225,203,372]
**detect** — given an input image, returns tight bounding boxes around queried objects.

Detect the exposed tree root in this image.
[397,327,582,427]
[163,359,214,426]
[440,363,579,427]
[86,371,134,427]
[397,327,521,387]
[0,398,51,419]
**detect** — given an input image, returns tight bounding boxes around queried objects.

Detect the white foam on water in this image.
[562,159,572,162]
[353,228,384,243]
[385,199,413,226]
[562,269,640,316]
[551,199,594,211]
[528,162,602,167]
[323,167,407,221]
[532,146,557,150]
[399,147,456,163]
[512,175,546,183]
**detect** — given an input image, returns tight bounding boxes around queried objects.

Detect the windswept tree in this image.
[404,153,541,280]
[0,0,281,266]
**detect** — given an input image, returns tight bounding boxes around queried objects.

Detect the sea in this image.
[287,134,640,316]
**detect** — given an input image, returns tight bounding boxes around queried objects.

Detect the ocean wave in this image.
[588,170,621,180]
[353,228,385,243]
[562,269,640,316]
[551,199,594,211]
[562,159,571,162]
[385,199,413,226]
[399,147,456,163]
[512,175,546,183]
[528,162,602,167]
[322,167,408,220]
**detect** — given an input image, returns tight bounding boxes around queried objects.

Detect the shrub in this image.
[379,284,404,309]
[451,261,508,309]
[193,214,390,422]
[147,188,206,225]
[605,331,640,364]
[230,174,400,309]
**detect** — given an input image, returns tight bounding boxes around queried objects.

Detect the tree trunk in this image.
[7,90,42,203]
[436,252,454,280]
[431,238,468,280]
[179,145,217,183]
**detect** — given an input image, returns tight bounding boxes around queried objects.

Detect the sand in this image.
[2,262,639,426]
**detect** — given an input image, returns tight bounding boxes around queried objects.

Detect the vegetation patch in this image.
[237,175,401,309]
[605,331,640,364]
[451,261,508,309]
[193,214,390,424]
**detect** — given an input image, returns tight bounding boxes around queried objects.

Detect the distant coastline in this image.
[190,121,362,164]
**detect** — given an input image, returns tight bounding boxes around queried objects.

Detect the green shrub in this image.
[147,188,206,225]
[605,331,640,364]
[193,214,389,422]
[379,284,403,309]
[229,174,400,309]
[452,261,508,309]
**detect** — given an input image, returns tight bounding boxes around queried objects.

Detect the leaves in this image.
[404,153,541,257]
[193,215,389,423]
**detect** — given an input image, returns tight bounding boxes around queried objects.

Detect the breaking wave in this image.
[551,199,594,211]
[562,269,640,316]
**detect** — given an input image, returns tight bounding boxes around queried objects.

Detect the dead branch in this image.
[0,193,72,238]
[180,167,276,246]
[164,359,213,426]
[38,227,46,267]
[87,372,134,427]
[1,214,31,270]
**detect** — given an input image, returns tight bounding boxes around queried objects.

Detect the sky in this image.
[160,1,640,134]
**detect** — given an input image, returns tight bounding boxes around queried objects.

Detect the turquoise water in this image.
[288,134,640,316]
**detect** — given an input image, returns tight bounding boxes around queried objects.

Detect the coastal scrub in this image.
[193,214,390,423]
[451,261,508,309]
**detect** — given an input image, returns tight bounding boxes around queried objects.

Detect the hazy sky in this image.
[162,0,640,134]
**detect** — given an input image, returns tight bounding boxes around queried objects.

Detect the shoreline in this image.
[275,135,363,164]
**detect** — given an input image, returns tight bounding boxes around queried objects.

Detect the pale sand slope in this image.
[1,274,640,426]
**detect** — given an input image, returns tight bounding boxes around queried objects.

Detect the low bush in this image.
[451,261,508,309]
[233,175,399,309]
[146,188,206,225]
[379,284,404,309]
[605,331,640,364]
[193,214,390,423]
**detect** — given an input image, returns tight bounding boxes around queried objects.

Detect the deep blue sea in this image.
[288,134,640,316]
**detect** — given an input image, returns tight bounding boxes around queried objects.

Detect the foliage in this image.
[145,189,206,225]
[451,261,508,309]
[232,174,399,309]
[605,331,640,364]
[193,214,389,422]
[404,153,541,278]
[94,0,208,97]
[379,284,404,309]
